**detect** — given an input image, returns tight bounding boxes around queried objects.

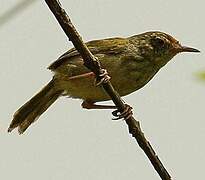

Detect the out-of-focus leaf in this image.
[196,71,205,81]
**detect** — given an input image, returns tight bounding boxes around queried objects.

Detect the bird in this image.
[8,31,200,134]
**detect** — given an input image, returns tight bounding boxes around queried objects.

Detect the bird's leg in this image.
[68,69,110,86]
[112,104,133,120]
[81,101,116,109]
[68,72,95,80]
[82,101,133,121]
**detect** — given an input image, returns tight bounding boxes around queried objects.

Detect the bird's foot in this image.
[112,104,133,120]
[94,69,111,86]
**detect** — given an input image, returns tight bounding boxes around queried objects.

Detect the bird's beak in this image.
[179,46,200,53]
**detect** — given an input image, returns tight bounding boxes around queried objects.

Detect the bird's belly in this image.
[57,75,111,102]
[55,67,158,102]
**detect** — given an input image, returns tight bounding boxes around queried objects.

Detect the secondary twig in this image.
[0,0,38,27]
[44,0,172,179]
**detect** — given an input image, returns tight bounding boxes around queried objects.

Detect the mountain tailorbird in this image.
[8,31,200,134]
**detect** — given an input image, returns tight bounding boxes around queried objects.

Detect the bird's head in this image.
[131,31,200,67]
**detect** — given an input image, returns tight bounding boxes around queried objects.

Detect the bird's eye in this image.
[155,38,165,47]
[151,37,165,48]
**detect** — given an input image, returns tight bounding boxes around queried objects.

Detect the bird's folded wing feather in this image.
[48,37,129,71]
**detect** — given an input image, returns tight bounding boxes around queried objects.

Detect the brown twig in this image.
[0,0,38,27]
[44,0,172,179]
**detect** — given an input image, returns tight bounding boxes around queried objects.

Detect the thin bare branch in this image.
[44,0,172,179]
[0,0,38,27]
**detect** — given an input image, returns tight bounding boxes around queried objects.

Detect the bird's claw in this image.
[112,104,133,120]
[94,69,111,86]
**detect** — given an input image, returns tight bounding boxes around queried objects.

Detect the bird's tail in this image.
[8,79,63,134]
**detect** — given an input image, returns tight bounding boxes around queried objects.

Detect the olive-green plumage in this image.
[8,31,199,134]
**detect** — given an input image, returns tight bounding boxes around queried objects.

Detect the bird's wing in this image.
[48,37,129,71]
